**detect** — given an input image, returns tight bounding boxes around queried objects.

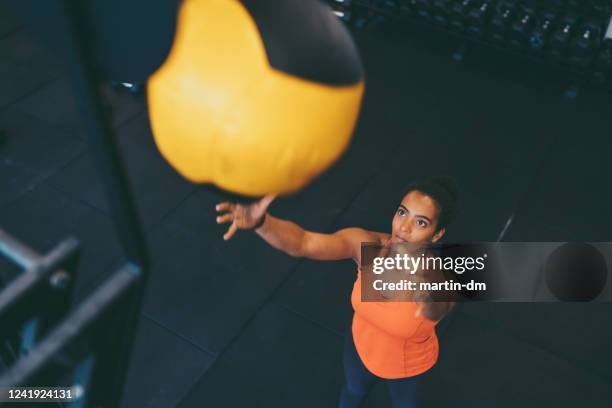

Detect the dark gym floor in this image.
[1,5,612,407]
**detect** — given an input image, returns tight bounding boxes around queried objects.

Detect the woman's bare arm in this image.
[255,215,379,262]
[215,195,384,262]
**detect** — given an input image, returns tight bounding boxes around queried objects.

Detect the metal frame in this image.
[0,0,152,406]
[0,232,79,366]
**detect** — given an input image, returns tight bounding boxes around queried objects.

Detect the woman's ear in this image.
[432,227,446,243]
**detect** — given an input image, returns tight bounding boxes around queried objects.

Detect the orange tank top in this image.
[350,245,439,379]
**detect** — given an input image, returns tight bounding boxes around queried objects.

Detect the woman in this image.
[215,176,458,407]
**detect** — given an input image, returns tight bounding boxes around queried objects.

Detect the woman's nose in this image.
[400,219,411,233]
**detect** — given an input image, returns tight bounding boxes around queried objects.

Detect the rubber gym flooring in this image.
[1,6,611,407]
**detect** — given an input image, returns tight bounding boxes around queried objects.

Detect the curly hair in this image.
[400,175,458,232]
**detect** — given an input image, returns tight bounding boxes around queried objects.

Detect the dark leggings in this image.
[339,329,424,408]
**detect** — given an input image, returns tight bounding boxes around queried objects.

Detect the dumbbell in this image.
[564,0,581,13]
[548,0,567,11]
[509,8,536,48]
[529,11,556,52]
[432,0,453,27]
[569,22,602,68]
[110,81,144,95]
[449,0,475,32]
[354,8,385,29]
[490,2,516,45]
[466,2,491,37]
[415,0,432,21]
[547,16,578,62]
[382,0,398,9]
[399,0,419,17]
[590,0,611,18]
[331,2,352,23]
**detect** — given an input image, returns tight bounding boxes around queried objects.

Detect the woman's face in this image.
[391,190,446,245]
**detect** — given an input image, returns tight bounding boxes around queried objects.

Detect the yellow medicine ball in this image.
[147,0,365,197]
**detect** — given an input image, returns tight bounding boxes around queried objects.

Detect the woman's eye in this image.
[417,219,427,228]
[397,208,405,216]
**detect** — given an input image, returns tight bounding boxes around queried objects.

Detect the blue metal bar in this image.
[0,229,41,270]
[0,264,140,388]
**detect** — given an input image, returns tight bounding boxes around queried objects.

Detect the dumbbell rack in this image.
[330,0,612,94]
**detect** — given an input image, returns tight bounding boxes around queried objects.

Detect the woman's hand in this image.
[215,194,276,241]
[415,300,455,322]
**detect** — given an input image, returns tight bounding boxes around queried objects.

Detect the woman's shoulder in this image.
[358,230,390,245]
[354,230,390,267]
[339,228,388,247]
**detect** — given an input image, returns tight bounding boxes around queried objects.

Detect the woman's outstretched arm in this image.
[216,195,380,262]
[257,216,372,261]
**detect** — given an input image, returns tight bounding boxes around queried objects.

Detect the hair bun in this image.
[429,176,458,201]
